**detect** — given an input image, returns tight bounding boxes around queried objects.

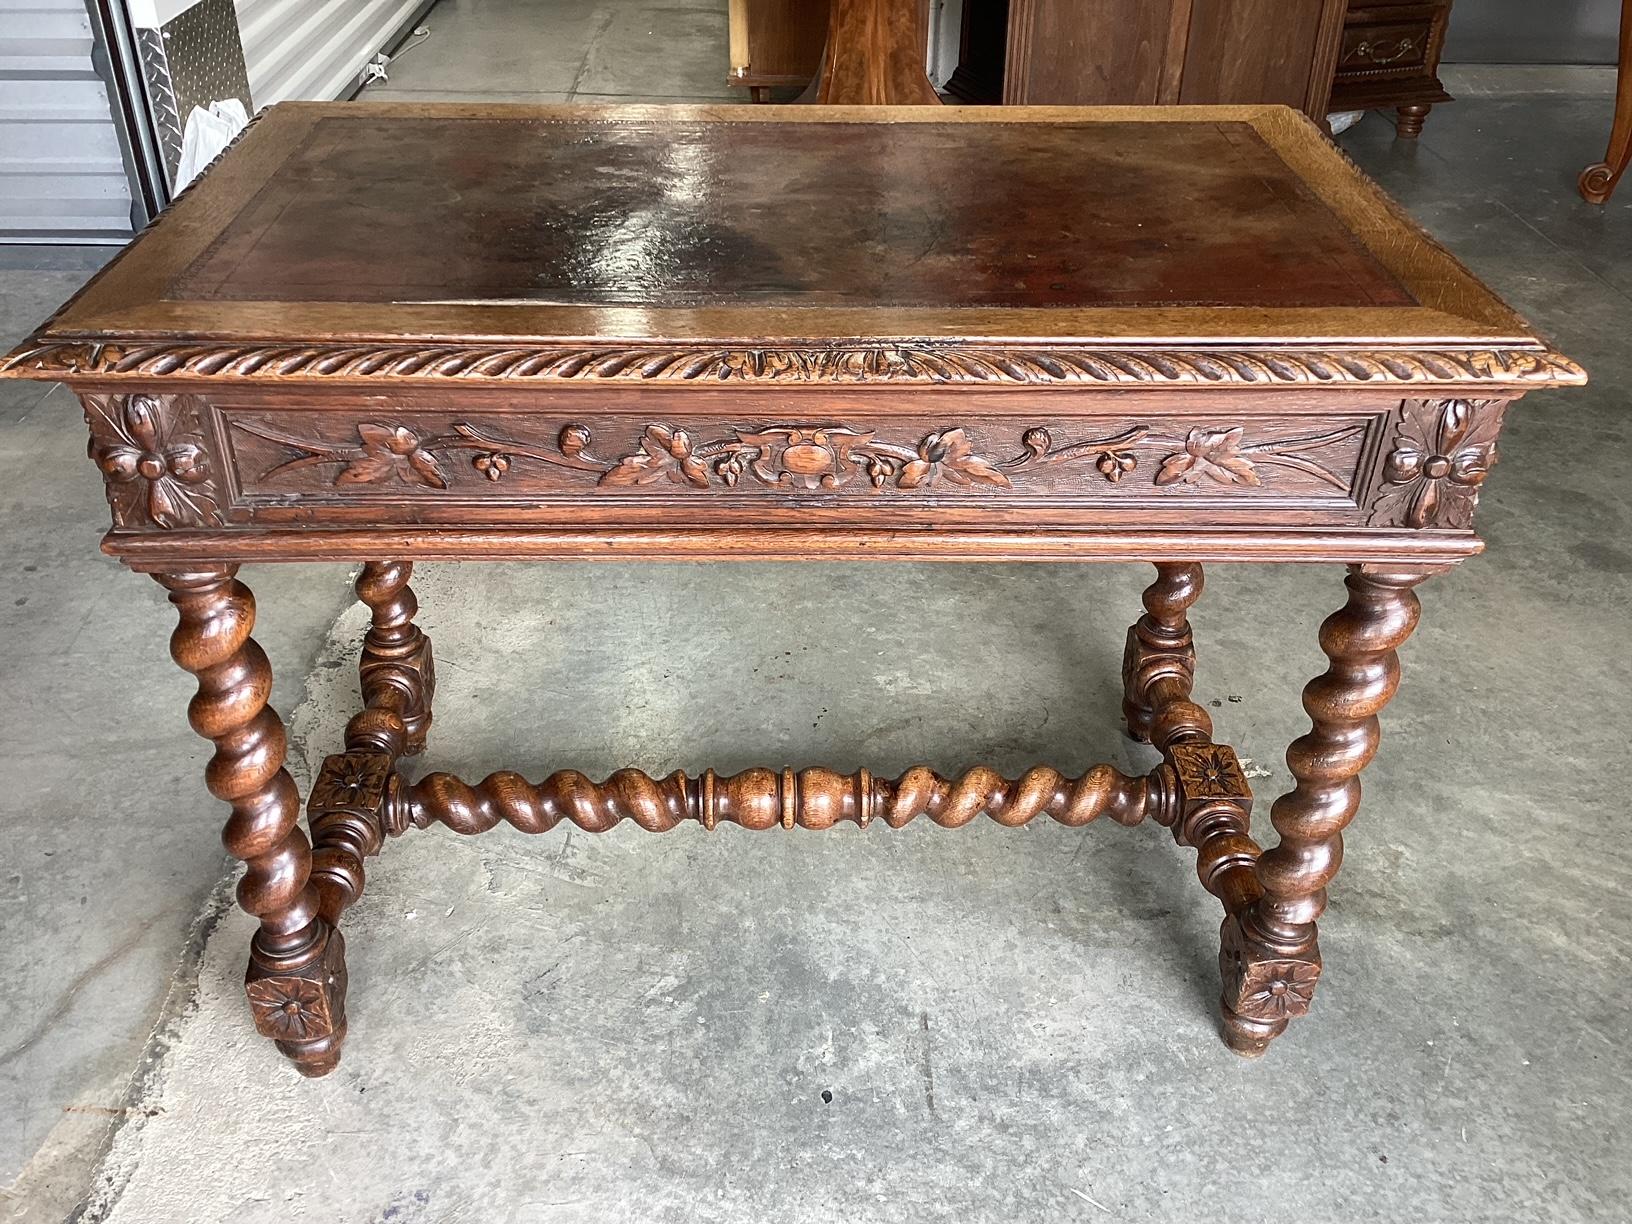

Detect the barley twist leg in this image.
[307,561,434,927]
[1122,562,1205,743]
[156,567,345,1076]
[351,560,434,757]
[1220,567,1428,1056]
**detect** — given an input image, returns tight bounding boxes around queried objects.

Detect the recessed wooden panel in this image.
[1005,0,1178,104]
[1180,0,1335,110]
[210,396,1387,531]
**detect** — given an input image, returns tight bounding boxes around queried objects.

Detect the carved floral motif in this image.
[1369,399,1504,529]
[85,394,219,528]
[246,974,337,1042]
[233,417,1371,499]
[1220,917,1321,1023]
[308,751,394,815]
[1157,428,1260,487]
[340,424,449,489]
[1169,743,1253,801]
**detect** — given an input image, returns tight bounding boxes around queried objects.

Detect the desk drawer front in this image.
[209,402,1382,522]
[80,392,1508,538]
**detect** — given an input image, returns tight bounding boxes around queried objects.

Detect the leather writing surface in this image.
[171,116,1415,311]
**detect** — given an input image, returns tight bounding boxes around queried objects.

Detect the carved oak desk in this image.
[2,104,1584,1077]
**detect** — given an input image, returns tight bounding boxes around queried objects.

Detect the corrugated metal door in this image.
[0,0,136,240]
[235,0,426,105]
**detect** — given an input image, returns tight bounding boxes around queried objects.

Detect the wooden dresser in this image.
[1329,0,1457,138]
[954,0,1348,120]
[727,0,829,100]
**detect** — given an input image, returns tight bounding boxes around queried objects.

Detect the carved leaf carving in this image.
[899,428,1011,489]
[1155,428,1262,487]
[600,425,710,488]
[340,424,448,488]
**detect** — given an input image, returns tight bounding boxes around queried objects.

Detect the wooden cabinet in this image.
[727,0,830,99]
[996,0,1348,119]
[1329,0,1457,138]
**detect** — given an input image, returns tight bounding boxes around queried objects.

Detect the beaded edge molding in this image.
[1,340,1587,387]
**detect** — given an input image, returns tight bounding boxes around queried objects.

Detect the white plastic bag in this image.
[175,99,250,190]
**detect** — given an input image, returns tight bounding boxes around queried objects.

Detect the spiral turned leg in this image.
[1122,563,1205,744]
[352,561,434,758]
[1219,567,1427,1057]
[306,562,434,928]
[156,568,345,1077]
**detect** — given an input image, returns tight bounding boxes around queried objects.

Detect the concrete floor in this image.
[1,2,1629,1220]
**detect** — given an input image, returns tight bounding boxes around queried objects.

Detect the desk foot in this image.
[1219,566,1427,1053]
[1396,104,1432,139]
[157,567,345,1077]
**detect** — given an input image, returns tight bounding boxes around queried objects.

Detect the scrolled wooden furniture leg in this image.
[156,567,345,1077]
[1122,562,1205,744]
[1218,566,1428,1056]
[1580,0,1632,204]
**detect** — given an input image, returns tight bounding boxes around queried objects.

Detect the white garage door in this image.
[0,0,135,240]
[235,0,427,105]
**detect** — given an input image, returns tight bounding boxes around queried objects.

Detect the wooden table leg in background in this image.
[1581,0,1632,204]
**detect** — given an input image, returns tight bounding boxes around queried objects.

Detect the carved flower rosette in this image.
[86,394,218,528]
[1370,399,1505,529]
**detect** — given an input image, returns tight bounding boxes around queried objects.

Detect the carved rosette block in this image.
[307,750,404,926]
[1219,913,1320,1056]
[1149,742,1262,915]
[84,393,221,529]
[245,927,349,1077]
[1368,399,1506,530]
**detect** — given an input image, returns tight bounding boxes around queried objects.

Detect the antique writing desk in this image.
[2,104,1584,1077]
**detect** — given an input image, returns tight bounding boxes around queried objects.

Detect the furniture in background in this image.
[802,0,940,104]
[1329,0,1457,138]
[945,0,1011,103]
[1580,0,1632,203]
[727,0,828,101]
[946,0,1347,120]
[2,103,1584,1078]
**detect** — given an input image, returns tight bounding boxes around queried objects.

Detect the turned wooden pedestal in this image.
[2,103,1583,1077]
